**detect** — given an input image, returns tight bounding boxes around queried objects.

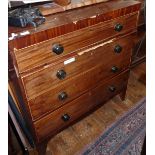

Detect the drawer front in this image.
[23,34,134,101]
[34,71,129,142]
[15,13,138,73]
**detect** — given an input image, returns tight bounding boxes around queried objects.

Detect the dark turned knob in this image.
[58,92,68,101]
[109,86,116,92]
[61,114,70,122]
[56,70,66,80]
[115,23,123,32]
[114,45,122,53]
[111,66,119,73]
[52,44,64,55]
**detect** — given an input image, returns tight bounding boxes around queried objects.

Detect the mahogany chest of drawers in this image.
[8,1,141,154]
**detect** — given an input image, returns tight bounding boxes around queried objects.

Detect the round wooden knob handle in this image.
[61,114,70,122]
[58,92,68,101]
[56,70,67,80]
[114,45,122,53]
[111,66,119,73]
[115,23,123,32]
[52,44,64,55]
[109,86,116,92]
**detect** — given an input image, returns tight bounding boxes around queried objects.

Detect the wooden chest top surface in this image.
[8,0,141,50]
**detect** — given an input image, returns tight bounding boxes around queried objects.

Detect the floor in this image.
[46,62,146,155]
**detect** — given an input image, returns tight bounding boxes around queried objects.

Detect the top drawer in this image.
[14,13,138,74]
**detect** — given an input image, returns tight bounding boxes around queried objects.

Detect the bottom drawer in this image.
[34,71,129,142]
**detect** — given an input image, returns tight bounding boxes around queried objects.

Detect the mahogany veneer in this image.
[9,1,141,154]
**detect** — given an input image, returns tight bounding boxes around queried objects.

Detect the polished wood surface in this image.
[8,1,141,50]
[38,0,110,16]
[28,55,129,120]
[24,34,133,121]
[54,0,71,6]
[23,34,134,100]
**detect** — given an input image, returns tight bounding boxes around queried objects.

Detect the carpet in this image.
[79,98,146,155]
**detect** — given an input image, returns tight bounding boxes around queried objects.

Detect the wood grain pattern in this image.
[21,35,134,121]
[8,1,141,50]
[54,0,71,6]
[34,70,129,142]
[59,0,109,10]
[28,55,130,120]
[22,33,134,100]
[13,13,138,74]
[38,0,109,16]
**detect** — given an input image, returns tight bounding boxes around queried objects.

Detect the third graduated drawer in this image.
[23,35,134,121]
